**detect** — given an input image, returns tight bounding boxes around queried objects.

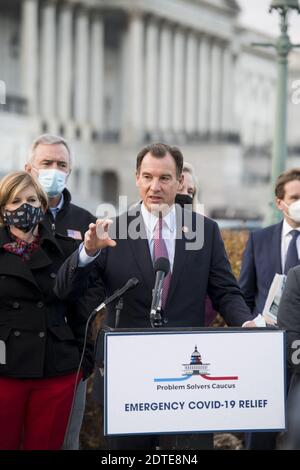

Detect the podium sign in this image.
[104,329,286,436]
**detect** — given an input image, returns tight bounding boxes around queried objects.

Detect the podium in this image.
[101,327,286,442]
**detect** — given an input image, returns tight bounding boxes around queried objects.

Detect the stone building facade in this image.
[0,0,299,219]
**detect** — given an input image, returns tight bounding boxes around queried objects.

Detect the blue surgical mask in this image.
[38,169,67,198]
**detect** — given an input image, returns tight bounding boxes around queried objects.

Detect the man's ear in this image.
[276,198,284,212]
[24,163,31,173]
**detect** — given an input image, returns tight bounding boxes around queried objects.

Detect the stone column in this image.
[21,0,39,115]
[221,45,233,137]
[57,2,73,124]
[90,10,105,138]
[120,27,130,141]
[145,17,159,138]
[40,0,57,124]
[74,5,90,139]
[209,40,222,137]
[198,35,211,136]
[185,30,198,136]
[121,11,144,144]
[172,26,185,136]
[158,23,173,136]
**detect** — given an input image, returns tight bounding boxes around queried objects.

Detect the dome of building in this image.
[190,346,202,364]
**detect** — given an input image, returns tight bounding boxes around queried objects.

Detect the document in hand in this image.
[262,273,286,325]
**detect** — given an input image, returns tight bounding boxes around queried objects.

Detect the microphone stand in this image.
[66,278,139,435]
[115,297,124,328]
[94,296,123,381]
[150,294,163,328]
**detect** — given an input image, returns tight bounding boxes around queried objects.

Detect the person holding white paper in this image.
[240,168,300,450]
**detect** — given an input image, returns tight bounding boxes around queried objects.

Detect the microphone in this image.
[150,257,170,327]
[93,277,139,314]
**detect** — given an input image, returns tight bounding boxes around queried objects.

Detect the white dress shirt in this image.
[141,203,176,272]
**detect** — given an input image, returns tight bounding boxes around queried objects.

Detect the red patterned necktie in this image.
[153,216,171,309]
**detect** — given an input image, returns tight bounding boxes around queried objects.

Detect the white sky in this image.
[238,0,300,43]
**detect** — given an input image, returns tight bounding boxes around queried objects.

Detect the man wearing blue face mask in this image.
[25,134,97,450]
[240,168,300,450]
[25,134,96,240]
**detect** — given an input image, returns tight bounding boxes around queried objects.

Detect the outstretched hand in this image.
[84,219,116,256]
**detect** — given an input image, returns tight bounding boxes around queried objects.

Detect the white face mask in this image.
[282,199,300,223]
[37,169,68,198]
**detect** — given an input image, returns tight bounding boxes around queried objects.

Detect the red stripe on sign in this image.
[200,374,238,381]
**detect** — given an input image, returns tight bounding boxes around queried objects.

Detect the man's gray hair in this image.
[27,134,72,167]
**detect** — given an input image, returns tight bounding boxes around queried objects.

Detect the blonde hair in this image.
[0,171,48,226]
[182,162,199,210]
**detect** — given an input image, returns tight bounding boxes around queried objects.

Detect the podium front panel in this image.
[104,328,286,436]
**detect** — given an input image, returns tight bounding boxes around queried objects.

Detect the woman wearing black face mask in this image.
[176,163,216,328]
[0,171,88,450]
[175,162,199,210]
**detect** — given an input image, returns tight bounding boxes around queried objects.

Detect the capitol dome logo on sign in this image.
[154,345,238,383]
[182,345,210,376]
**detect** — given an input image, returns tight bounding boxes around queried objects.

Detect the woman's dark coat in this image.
[0,224,93,378]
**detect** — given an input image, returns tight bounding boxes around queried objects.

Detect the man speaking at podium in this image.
[55,143,262,449]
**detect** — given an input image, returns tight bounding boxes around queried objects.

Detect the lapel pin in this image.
[182,226,189,234]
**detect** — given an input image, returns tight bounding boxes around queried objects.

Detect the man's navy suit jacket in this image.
[55,207,252,328]
[239,221,283,315]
